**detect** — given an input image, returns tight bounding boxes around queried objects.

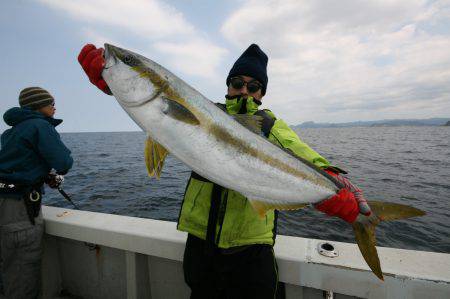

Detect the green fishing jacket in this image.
[177,97,330,248]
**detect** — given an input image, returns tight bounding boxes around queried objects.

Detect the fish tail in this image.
[352,201,426,281]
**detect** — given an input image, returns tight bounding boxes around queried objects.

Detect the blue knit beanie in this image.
[226,44,268,95]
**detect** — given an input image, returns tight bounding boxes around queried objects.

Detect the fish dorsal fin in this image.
[232,114,263,135]
[248,198,308,219]
[144,136,169,179]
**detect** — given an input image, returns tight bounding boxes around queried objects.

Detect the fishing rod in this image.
[57,186,80,210]
[49,173,99,250]
[50,174,80,210]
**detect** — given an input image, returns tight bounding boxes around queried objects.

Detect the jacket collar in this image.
[225,96,261,115]
[3,107,63,127]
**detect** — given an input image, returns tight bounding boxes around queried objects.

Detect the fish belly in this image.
[130,104,335,205]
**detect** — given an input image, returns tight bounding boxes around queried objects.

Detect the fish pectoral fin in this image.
[232,114,263,135]
[367,201,426,221]
[162,97,200,126]
[145,136,169,179]
[248,199,308,219]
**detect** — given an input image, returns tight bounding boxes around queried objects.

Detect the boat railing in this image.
[42,206,450,299]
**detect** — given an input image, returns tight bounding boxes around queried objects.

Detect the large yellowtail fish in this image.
[101,43,425,280]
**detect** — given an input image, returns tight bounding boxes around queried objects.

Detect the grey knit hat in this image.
[19,87,55,110]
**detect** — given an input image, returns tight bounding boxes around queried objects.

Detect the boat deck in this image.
[41,206,450,299]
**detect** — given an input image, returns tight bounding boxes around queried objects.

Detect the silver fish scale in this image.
[102,44,338,207]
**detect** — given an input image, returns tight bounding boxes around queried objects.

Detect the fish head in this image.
[103,43,162,108]
[102,43,201,132]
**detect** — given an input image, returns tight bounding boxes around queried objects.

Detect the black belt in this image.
[0,180,43,225]
[0,181,28,194]
[0,182,16,189]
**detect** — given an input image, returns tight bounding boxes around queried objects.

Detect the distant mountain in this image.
[294,118,450,129]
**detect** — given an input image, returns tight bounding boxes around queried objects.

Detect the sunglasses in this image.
[229,77,262,93]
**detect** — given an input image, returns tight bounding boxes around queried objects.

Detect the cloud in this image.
[37,0,227,80]
[221,0,450,124]
[38,0,194,38]
[81,28,119,48]
[153,40,228,77]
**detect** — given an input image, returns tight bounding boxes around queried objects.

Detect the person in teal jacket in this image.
[0,87,73,298]
[78,43,367,299]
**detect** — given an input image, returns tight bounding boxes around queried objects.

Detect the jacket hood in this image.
[3,107,63,127]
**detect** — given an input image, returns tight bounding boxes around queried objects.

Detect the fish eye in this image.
[124,55,133,64]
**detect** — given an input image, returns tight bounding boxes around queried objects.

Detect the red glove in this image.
[315,169,371,223]
[78,44,111,95]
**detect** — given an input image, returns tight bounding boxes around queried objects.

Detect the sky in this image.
[1,0,449,132]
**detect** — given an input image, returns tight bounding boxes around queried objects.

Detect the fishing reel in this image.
[45,173,65,189]
[54,174,65,185]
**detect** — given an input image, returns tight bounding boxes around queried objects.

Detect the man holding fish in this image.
[77,42,423,298]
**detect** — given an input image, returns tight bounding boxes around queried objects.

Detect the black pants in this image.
[183,234,285,299]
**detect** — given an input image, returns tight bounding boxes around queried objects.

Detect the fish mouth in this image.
[104,43,117,69]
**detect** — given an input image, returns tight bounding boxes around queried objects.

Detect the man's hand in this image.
[314,169,371,223]
[45,173,64,189]
[78,44,111,95]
